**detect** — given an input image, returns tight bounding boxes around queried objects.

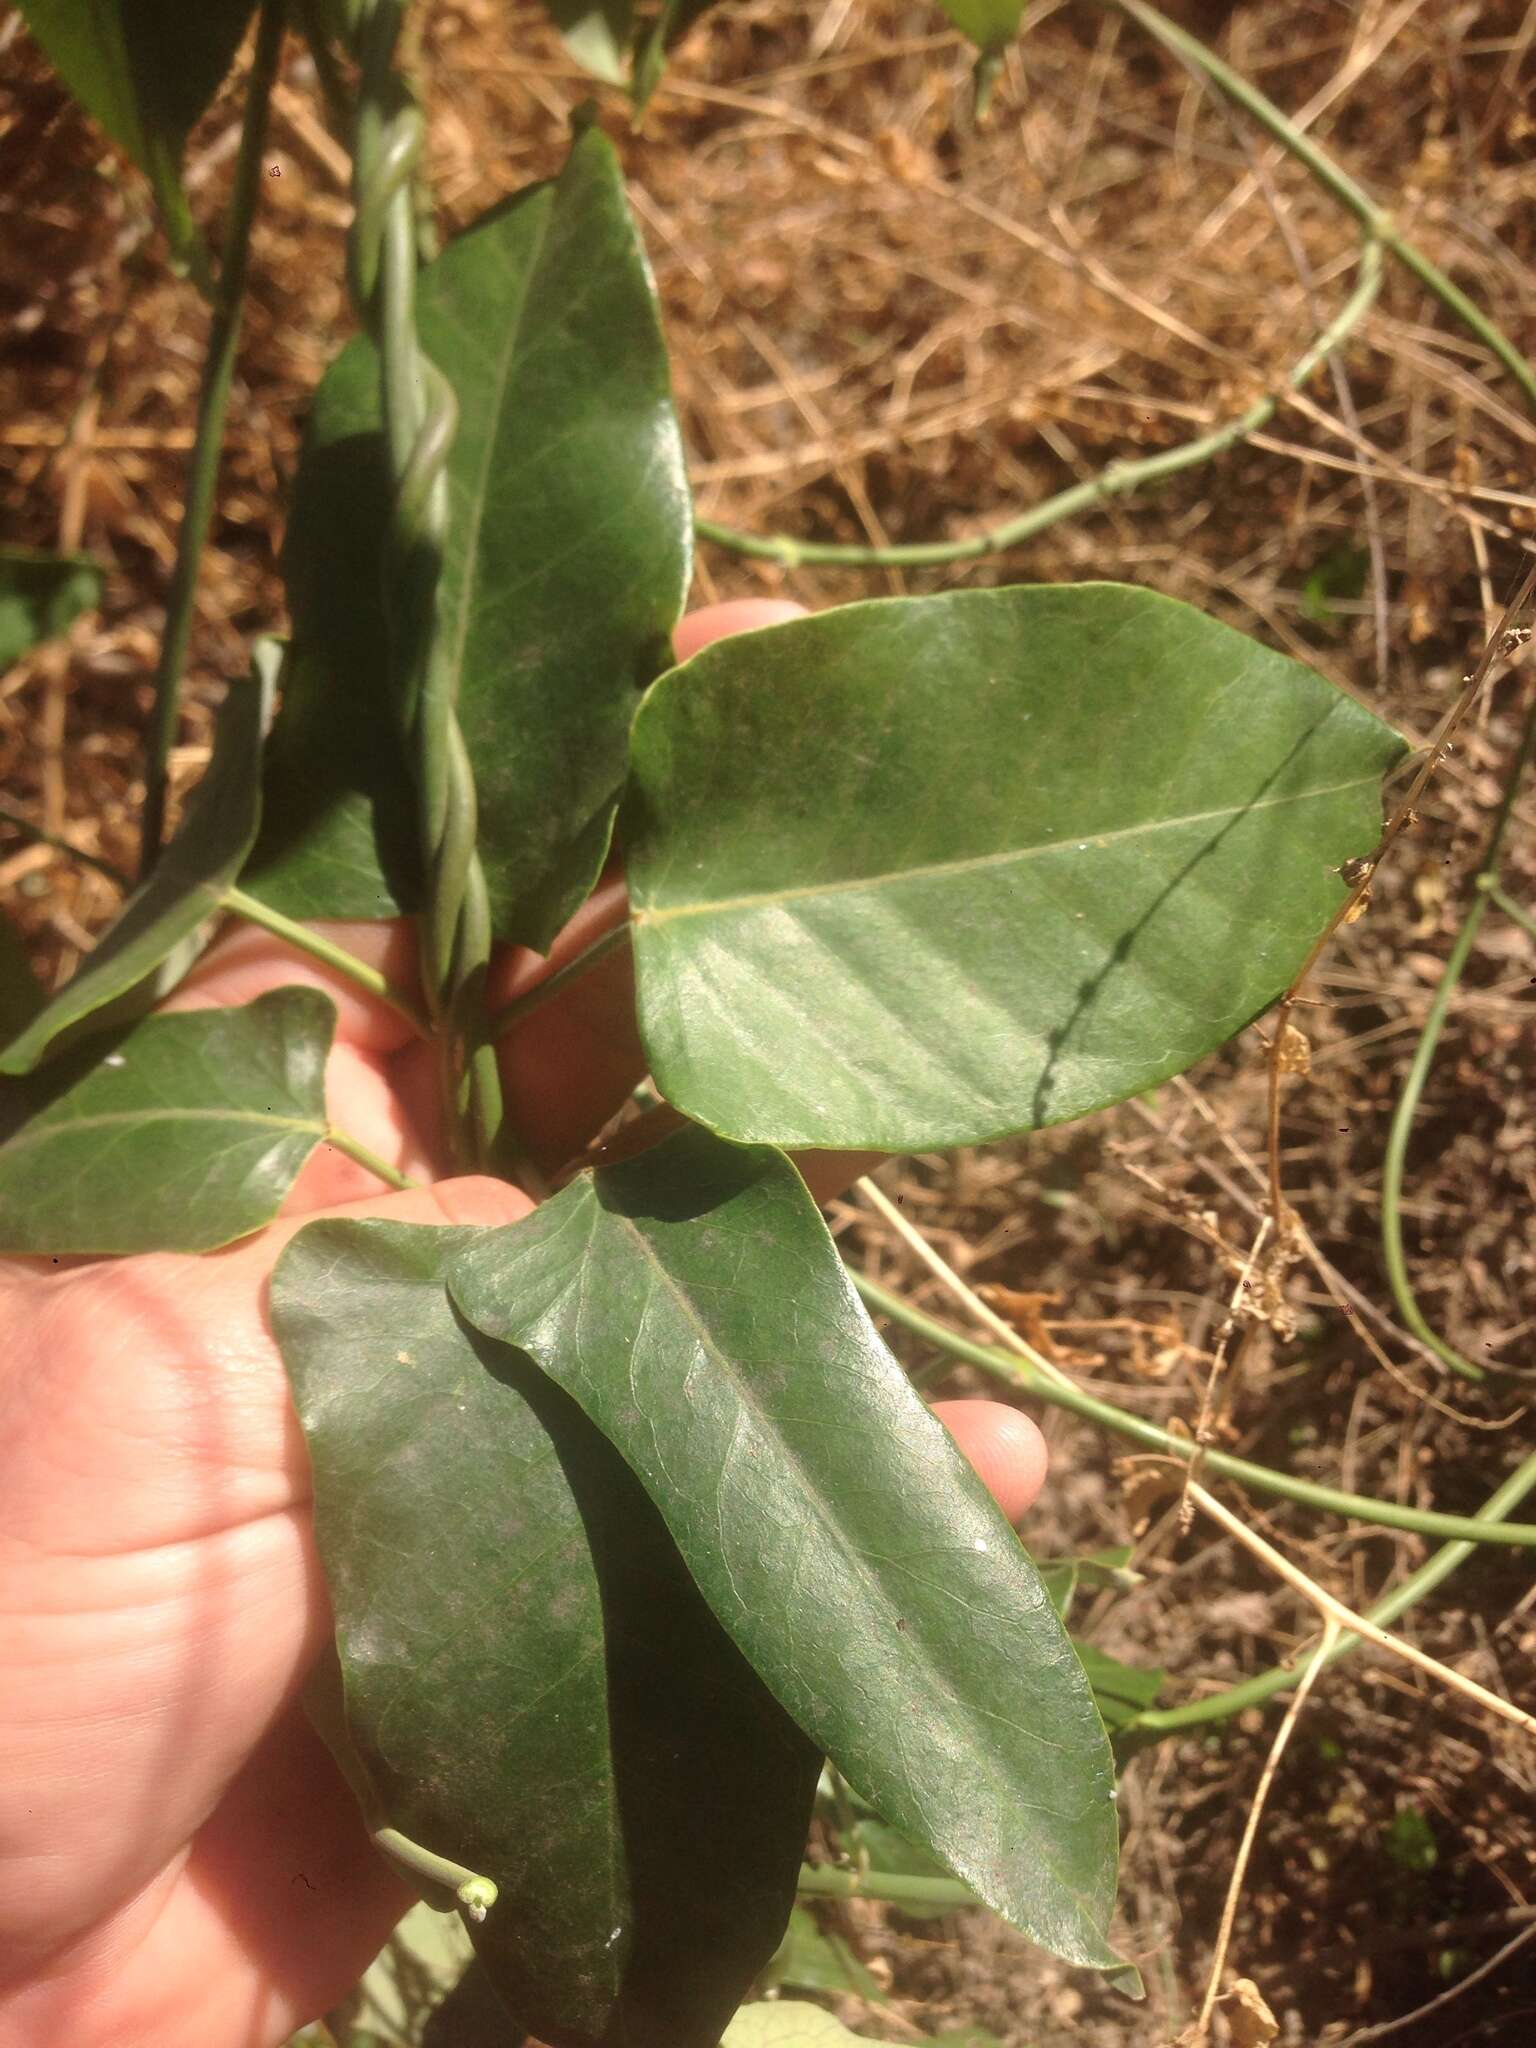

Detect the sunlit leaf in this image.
[625,585,1405,1150]
[274,1219,818,2048]
[0,546,102,671]
[17,1,254,265]
[0,651,275,1074]
[0,986,334,1254]
[723,2007,861,2048]
[245,125,690,949]
[450,1127,1126,1977]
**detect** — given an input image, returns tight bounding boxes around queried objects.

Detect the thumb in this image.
[246,1174,534,1277]
[308,1174,535,1233]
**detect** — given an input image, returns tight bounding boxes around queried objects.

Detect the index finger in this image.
[160,916,425,1055]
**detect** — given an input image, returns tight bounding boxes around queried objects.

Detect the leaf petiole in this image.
[322,1127,421,1193]
[371,1825,498,1921]
[222,887,432,1037]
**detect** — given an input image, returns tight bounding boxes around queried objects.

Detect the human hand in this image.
[0,603,1047,2048]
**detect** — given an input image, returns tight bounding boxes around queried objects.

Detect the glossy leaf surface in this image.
[0,546,102,669]
[626,585,1404,1150]
[762,1907,886,2002]
[1,659,273,1074]
[17,1,254,263]
[0,986,333,1254]
[246,126,690,948]
[450,1128,1124,1974]
[274,1220,818,2048]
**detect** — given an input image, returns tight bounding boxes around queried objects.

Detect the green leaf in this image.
[724,2011,1007,2048]
[273,1220,819,2048]
[851,1817,951,1884]
[245,124,691,949]
[723,2008,861,2048]
[935,0,1026,56]
[763,1907,886,2002]
[630,0,717,113]
[625,584,1405,1150]
[0,918,44,1044]
[0,986,334,1254]
[449,1127,1126,1977]
[543,0,636,83]
[0,651,275,1074]
[0,546,102,670]
[17,1,254,267]
[1070,1642,1164,1732]
[342,1901,475,2048]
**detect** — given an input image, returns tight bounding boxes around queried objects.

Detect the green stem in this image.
[349,0,508,1178]
[854,1274,1536,1550]
[1120,1449,1536,1745]
[324,1126,420,1192]
[1380,683,1536,1382]
[139,0,287,877]
[796,1863,976,1910]
[487,923,631,1041]
[0,800,129,888]
[371,1826,498,1922]
[221,885,431,1035]
[705,0,1536,577]
[1109,0,1536,412]
[697,240,1382,569]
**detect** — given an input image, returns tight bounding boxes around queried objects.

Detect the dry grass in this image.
[3,0,1536,2041]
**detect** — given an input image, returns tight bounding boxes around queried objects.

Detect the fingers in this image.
[479,602,813,1174]
[932,1400,1049,1525]
[157,917,444,1205]
[262,1173,533,1257]
[162,917,424,1056]
[469,877,646,1175]
[673,599,808,662]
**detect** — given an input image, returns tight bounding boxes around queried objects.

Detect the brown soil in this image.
[3,2,1535,2043]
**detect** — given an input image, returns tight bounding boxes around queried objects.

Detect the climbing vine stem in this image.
[853,1275,1536,1550]
[346,0,507,1173]
[698,238,1382,571]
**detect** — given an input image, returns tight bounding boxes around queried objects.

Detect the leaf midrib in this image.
[583,1194,1102,1921]
[4,1103,323,1155]
[634,772,1380,927]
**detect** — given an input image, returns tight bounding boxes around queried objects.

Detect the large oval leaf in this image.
[17,1,254,267]
[1,652,275,1074]
[0,985,333,1254]
[274,1218,819,2048]
[624,584,1404,1150]
[244,124,691,949]
[449,1127,1126,1977]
